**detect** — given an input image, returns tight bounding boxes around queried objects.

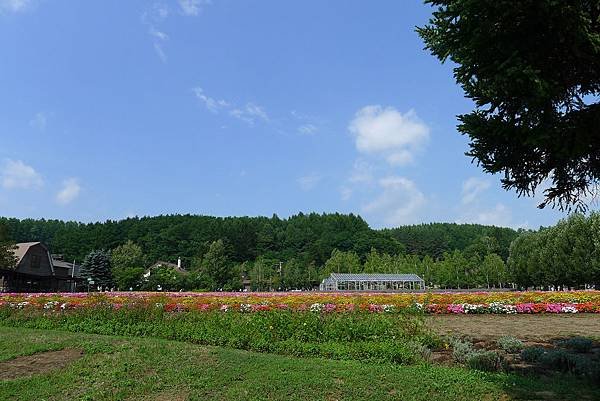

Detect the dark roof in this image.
[328,273,424,282]
[51,258,82,278]
[14,242,46,265]
[13,242,86,278]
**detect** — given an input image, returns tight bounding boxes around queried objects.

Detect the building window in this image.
[31,254,41,269]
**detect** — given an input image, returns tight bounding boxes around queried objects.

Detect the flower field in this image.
[1,290,599,366]
[1,290,599,314]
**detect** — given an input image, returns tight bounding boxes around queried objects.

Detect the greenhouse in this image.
[319,273,426,291]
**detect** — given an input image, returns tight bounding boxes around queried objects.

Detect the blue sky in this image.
[0,0,580,229]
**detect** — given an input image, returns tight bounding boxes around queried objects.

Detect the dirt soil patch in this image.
[426,314,600,341]
[0,348,83,381]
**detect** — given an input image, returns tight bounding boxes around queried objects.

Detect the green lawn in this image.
[0,326,596,401]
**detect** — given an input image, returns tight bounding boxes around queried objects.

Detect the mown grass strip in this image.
[0,326,596,401]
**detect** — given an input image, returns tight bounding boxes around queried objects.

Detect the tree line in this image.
[508,213,600,289]
[5,212,599,291]
[0,213,517,269]
[0,213,520,291]
[75,236,510,292]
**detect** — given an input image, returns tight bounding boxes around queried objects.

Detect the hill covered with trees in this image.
[384,223,517,260]
[0,213,520,290]
[0,214,517,266]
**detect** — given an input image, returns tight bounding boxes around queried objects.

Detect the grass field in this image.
[0,326,598,401]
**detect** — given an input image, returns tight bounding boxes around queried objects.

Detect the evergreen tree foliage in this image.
[418,0,600,211]
[0,214,517,265]
[0,213,409,266]
[384,223,517,260]
[81,250,113,289]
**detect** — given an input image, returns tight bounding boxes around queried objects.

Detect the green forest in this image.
[1,212,598,291]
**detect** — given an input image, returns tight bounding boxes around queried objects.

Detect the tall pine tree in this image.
[81,250,114,289]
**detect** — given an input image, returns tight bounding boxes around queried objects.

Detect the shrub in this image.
[466,351,506,372]
[532,348,600,383]
[560,337,593,353]
[520,346,545,362]
[450,338,473,364]
[566,354,592,375]
[539,349,570,371]
[586,362,600,382]
[497,336,524,354]
[406,341,432,362]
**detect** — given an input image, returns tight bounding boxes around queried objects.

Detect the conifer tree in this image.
[81,249,114,289]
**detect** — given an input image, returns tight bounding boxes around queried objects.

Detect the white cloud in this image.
[339,160,375,201]
[141,3,172,62]
[363,176,426,226]
[230,103,269,125]
[291,111,323,136]
[144,3,169,23]
[384,149,414,165]
[29,112,48,131]
[153,43,167,63]
[192,87,229,113]
[178,0,210,16]
[0,0,32,13]
[148,26,168,63]
[142,1,208,62]
[298,124,317,135]
[297,173,321,191]
[155,3,169,20]
[348,160,374,184]
[342,108,430,225]
[1,159,43,190]
[349,106,430,166]
[461,177,491,204]
[149,27,168,42]
[456,203,517,228]
[192,87,269,126]
[56,178,80,205]
[340,186,353,201]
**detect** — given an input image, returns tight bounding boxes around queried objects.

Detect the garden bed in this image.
[427,314,600,340]
[0,305,436,365]
[1,290,599,314]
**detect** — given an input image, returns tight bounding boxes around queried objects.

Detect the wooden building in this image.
[0,242,81,292]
